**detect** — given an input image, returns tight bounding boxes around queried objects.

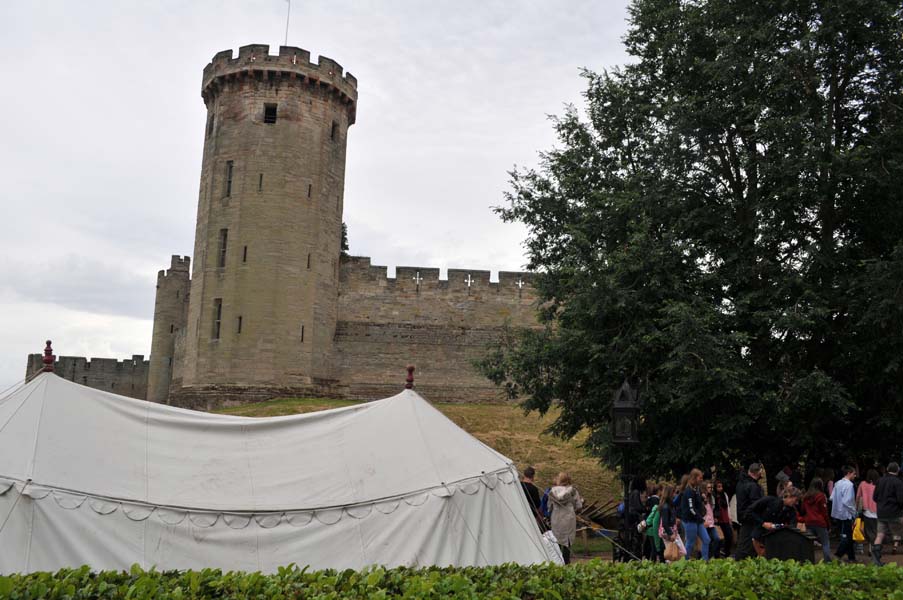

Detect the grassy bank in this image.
[217,398,619,504]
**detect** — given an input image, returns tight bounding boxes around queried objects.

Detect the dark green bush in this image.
[1,560,900,600]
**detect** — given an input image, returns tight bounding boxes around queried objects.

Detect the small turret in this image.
[147,255,190,402]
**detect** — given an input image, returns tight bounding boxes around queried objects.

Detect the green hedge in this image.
[1,560,901,600]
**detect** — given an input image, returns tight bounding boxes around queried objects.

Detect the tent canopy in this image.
[0,373,555,573]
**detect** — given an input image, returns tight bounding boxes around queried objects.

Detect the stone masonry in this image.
[24,44,538,408]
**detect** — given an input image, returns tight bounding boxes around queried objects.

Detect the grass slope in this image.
[217,398,618,504]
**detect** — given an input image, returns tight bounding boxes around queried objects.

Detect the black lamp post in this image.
[611,378,640,560]
[611,379,640,447]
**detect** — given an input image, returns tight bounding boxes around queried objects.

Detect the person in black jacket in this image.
[747,488,802,557]
[658,484,678,558]
[872,462,903,565]
[680,468,710,560]
[734,462,765,559]
[626,476,647,559]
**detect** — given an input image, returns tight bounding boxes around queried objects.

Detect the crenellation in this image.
[395,266,440,290]
[340,258,535,296]
[317,56,343,77]
[237,44,270,60]
[202,45,357,111]
[498,271,535,289]
[448,269,491,289]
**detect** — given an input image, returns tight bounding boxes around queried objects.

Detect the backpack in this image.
[540,488,551,518]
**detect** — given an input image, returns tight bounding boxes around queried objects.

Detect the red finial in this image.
[405,365,415,389]
[42,340,55,372]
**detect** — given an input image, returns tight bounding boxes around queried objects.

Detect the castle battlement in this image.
[340,256,535,294]
[202,44,357,113]
[25,354,149,400]
[157,255,191,281]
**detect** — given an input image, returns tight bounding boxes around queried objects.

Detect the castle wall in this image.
[146,256,190,403]
[25,355,149,400]
[333,257,539,401]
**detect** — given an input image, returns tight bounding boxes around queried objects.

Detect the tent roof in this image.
[0,373,512,512]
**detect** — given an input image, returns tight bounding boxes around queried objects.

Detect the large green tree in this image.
[481,0,903,477]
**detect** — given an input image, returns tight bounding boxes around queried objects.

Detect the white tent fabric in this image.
[0,373,556,573]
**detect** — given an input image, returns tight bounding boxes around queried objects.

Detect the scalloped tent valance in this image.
[0,373,556,572]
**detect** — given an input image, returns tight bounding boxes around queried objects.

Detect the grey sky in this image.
[0,0,630,389]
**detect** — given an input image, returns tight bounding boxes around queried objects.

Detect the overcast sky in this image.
[0,0,631,389]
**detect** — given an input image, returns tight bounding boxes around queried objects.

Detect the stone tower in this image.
[174,44,357,401]
[147,256,190,403]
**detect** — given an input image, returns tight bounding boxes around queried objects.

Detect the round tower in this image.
[178,44,357,399]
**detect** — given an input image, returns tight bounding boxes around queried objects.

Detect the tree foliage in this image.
[480,0,903,476]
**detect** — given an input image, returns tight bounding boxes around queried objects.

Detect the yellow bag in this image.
[852,518,866,543]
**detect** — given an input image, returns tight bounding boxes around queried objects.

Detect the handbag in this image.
[852,517,866,543]
[674,533,688,557]
[663,540,680,562]
[711,525,722,541]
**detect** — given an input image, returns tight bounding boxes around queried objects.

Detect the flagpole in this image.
[284,0,291,46]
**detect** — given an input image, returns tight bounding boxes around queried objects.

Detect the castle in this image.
[26,44,538,408]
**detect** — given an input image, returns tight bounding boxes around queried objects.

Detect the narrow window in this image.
[218,229,228,268]
[237,315,243,334]
[258,173,263,192]
[225,160,234,197]
[170,324,174,334]
[82,376,87,385]
[111,382,116,390]
[242,245,248,263]
[264,103,278,124]
[168,357,172,366]
[307,183,312,198]
[176,290,180,299]
[330,121,339,141]
[306,253,311,269]
[213,298,223,340]
[206,112,215,137]
[300,324,305,343]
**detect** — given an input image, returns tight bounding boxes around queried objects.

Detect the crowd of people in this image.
[521,460,903,565]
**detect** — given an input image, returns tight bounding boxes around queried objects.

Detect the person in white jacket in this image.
[549,472,584,564]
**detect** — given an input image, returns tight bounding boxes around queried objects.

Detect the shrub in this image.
[1,560,901,600]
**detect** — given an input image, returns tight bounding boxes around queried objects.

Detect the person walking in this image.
[658,485,678,562]
[800,477,832,562]
[830,466,858,563]
[734,463,765,559]
[643,484,662,561]
[857,469,879,557]
[702,481,722,559]
[549,472,583,564]
[644,484,663,561]
[714,480,733,558]
[626,476,647,559]
[872,462,903,566]
[680,468,710,560]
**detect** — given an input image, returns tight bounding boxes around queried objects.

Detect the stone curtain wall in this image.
[333,257,539,402]
[25,355,149,400]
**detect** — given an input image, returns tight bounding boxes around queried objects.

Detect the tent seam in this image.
[0,377,42,436]
[25,376,50,479]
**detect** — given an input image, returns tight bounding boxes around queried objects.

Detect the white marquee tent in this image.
[0,373,556,573]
